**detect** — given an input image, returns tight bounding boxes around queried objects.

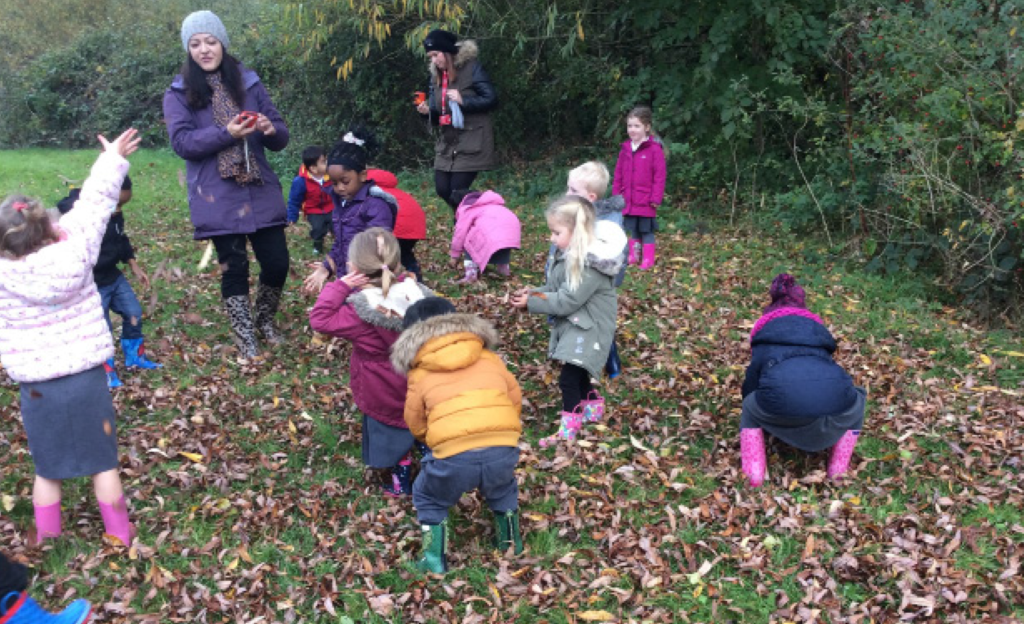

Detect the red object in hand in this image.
[238,111,259,128]
[413,91,426,106]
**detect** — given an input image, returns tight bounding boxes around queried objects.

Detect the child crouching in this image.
[390,298,523,574]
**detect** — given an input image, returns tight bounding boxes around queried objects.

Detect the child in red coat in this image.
[366,169,426,280]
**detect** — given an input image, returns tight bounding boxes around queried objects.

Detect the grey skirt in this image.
[622,215,659,235]
[361,414,415,469]
[740,387,867,452]
[20,366,120,479]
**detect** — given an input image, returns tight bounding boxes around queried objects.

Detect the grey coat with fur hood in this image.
[424,40,498,172]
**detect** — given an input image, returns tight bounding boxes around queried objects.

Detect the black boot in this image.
[605,339,622,379]
[254,284,284,345]
[223,295,259,359]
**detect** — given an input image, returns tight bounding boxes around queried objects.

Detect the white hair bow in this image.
[342,132,365,146]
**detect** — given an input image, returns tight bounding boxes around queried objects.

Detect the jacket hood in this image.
[170,66,260,92]
[348,279,433,332]
[390,312,499,375]
[582,220,627,277]
[429,40,479,79]
[593,195,625,218]
[752,314,836,353]
[456,190,505,218]
[366,169,397,189]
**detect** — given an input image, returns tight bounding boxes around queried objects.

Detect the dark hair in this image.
[302,146,325,169]
[121,174,133,191]
[181,53,247,110]
[328,124,380,173]
[403,297,457,329]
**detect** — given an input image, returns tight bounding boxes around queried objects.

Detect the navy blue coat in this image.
[741,315,857,419]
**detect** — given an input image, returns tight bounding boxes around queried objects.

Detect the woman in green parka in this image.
[511,196,627,448]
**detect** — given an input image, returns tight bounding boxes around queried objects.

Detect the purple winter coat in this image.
[449,190,521,268]
[612,137,667,218]
[163,68,290,239]
[323,182,396,275]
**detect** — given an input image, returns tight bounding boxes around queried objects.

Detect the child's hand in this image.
[303,265,330,294]
[129,259,151,290]
[227,114,258,140]
[255,113,276,136]
[510,291,530,309]
[98,128,141,158]
[340,271,370,289]
[448,256,459,269]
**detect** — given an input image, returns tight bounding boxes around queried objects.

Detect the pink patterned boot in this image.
[580,391,605,424]
[740,428,767,487]
[827,430,860,480]
[98,496,134,546]
[538,408,583,448]
[33,502,62,544]
[627,239,641,266]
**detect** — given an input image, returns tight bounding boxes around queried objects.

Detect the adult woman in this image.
[163,10,290,359]
[415,29,498,210]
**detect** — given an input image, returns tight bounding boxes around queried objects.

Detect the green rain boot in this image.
[493,509,523,555]
[415,519,448,574]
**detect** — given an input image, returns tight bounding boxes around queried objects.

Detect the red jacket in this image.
[612,137,666,218]
[366,169,426,240]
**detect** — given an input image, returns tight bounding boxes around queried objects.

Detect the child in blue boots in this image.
[58,174,161,388]
[0,553,91,623]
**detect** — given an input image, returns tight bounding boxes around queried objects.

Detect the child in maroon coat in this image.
[309,228,432,495]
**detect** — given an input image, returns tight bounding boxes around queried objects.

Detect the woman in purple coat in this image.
[163,11,290,359]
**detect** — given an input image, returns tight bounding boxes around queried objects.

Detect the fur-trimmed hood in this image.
[552,220,627,279]
[593,195,625,219]
[429,39,479,79]
[347,278,433,332]
[390,312,499,375]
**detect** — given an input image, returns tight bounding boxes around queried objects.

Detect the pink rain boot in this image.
[455,260,479,284]
[627,239,641,266]
[580,391,605,424]
[639,243,656,270]
[493,264,511,278]
[33,502,62,544]
[538,408,583,448]
[740,428,767,487]
[98,496,134,546]
[827,430,860,480]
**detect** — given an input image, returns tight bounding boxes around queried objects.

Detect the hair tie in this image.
[342,132,365,147]
[12,201,28,212]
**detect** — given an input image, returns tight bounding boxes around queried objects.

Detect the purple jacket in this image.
[612,138,667,218]
[450,190,521,268]
[163,68,290,239]
[309,279,430,428]
[323,182,395,274]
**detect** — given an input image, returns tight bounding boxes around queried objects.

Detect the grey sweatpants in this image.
[413,446,520,525]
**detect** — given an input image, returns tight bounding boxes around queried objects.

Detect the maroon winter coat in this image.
[612,137,667,218]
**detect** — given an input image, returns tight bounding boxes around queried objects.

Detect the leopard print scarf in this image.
[206,72,262,186]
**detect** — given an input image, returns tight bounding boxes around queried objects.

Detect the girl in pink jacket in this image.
[449,190,522,284]
[613,106,667,270]
[0,129,140,547]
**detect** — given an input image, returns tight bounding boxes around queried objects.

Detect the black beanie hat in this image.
[423,29,458,55]
[403,297,457,329]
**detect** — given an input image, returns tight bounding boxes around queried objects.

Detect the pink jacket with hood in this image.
[0,152,129,382]
[612,137,667,218]
[450,190,521,269]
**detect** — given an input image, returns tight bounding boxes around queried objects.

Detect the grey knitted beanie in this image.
[181,11,230,51]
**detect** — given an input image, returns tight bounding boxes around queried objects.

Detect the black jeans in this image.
[211,226,290,298]
[398,238,421,281]
[0,553,27,597]
[434,170,479,211]
[559,363,593,413]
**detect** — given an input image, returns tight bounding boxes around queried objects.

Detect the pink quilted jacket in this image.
[0,152,129,383]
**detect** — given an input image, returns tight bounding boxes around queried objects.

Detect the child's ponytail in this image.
[0,194,59,260]
[348,227,403,293]
[546,196,596,292]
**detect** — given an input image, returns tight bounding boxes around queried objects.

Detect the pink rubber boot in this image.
[740,428,767,487]
[639,243,656,270]
[538,408,583,448]
[627,239,641,265]
[98,496,134,546]
[580,391,605,424]
[33,502,62,544]
[827,430,860,480]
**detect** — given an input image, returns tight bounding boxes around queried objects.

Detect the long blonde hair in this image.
[546,196,596,292]
[347,227,404,296]
[0,194,58,260]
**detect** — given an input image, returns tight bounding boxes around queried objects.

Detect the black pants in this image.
[398,238,421,281]
[434,170,479,211]
[559,363,593,413]
[0,553,27,596]
[307,213,333,252]
[211,226,290,298]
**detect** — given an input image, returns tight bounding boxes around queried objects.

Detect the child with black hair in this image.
[303,127,396,293]
[57,173,161,389]
[286,145,334,255]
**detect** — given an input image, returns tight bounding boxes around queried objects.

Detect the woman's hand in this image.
[446,89,463,105]
[255,113,276,136]
[98,128,141,158]
[303,265,331,294]
[416,101,429,115]
[227,114,258,140]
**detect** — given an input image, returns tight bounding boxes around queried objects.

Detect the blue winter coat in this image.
[741,315,858,419]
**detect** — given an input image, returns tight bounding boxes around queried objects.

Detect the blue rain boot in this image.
[122,338,162,370]
[605,340,622,379]
[103,357,122,389]
[0,591,92,624]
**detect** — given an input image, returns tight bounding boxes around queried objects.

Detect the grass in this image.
[1,147,1023,622]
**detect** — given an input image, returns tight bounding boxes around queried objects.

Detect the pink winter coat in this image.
[0,152,129,383]
[449,190,521,268]
[612,137,667,218]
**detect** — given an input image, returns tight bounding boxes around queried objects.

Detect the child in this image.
[0,128,139,547]
[57,174,162,389]
[740,274,866,487]
[390,297,523,574]
[303,127,395,293]
[0,551,92,622]
[366,169,426,281]
[511,196,626,447]
[309,228,432,495]
[566,161,626,378]
[287,145,334,255]
[613,105,666,270]
[449,190,521,284]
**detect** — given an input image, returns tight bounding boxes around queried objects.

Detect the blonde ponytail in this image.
[348,227,403,291]
[546,196,596,292]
